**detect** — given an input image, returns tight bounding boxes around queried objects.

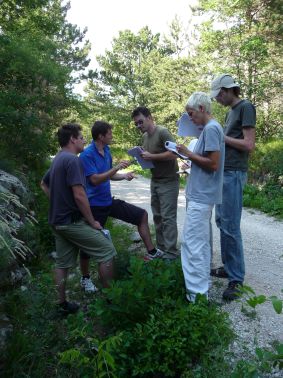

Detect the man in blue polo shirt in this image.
[79,121,162,292]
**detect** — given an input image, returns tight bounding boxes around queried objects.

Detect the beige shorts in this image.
[53,220,116,269]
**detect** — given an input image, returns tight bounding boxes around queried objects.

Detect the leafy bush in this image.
[104,218,134,280]
[111,297,233,377]
[3,222,234,378]
[3,272,59,377]
[245,140,283,218]
[243,183,283,218]
[232,338,283,378]
[92,257,185,331]
[249,140,283,182]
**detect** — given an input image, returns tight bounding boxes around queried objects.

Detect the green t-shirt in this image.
[224,99,256,171]
[142,125,178,180]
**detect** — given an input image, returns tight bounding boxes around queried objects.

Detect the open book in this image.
[127,146,155,169]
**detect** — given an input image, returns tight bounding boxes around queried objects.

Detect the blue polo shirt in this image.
[79,141,113,206]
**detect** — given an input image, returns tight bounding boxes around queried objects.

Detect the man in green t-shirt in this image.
[210,74,256,301]
[131,106,179,259]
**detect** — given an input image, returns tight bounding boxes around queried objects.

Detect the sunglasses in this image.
[134,120,144,127]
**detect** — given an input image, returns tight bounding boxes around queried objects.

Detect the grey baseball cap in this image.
[210,74,240,98]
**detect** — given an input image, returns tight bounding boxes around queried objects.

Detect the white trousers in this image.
[181,201,213,303]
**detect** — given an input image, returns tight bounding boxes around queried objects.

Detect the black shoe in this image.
[211,266,229,278]
[223,281,243,301]
[58,301,80,316]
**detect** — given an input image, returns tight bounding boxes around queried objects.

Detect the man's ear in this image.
[199,105,205,113]
[70,136,76,144]
[97,133,104,141]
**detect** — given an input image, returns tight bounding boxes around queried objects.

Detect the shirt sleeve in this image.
[204,125,221,152]
[161,128,175,143]
[79,150,98,177]
[241,102,256,128]
[66,155,86,187]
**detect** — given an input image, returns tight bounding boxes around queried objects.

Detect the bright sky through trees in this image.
[67,0,195,59]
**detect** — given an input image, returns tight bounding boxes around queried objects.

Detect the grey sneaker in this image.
[80,277,99,293]
[144,248,164,260]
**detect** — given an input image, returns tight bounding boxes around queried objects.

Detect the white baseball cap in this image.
[210,74,240,98]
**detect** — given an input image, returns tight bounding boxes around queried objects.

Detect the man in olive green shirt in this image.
[131,106,179,259]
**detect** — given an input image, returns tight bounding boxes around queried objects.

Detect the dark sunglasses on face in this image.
[134,120,144,127]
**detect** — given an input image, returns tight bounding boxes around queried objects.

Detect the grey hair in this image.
[185,92,212,114]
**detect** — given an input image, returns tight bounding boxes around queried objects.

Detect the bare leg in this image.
[55,267,69,303]
[80,255,90,276]
[138,211,154,251]
[98,258,114,288]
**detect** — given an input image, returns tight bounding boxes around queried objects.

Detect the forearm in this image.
[225,128,255,152]
[111,173,126,181]
[225,136,254,152]
[189,152,218,171]
[90,166,119,185]
[179,148,219,172]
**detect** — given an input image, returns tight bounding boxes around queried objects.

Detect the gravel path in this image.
[112,175,283,369]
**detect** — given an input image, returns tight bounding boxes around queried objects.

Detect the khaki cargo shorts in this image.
[53,220,116,269]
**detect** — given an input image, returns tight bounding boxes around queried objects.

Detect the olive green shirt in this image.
[142,125,178,181]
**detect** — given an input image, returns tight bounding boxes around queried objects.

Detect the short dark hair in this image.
[222,86,241,97]
[57,123,81,147]
[131,106,152,119]
[91,121,112,140]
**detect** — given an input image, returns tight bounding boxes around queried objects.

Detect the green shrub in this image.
[92,257,185,331]
[249,140,283,183]
[3,272,60,377]
[112,297,233,377]
[244,183,283,218]
[245,140,283,218]
[105,218,134,280]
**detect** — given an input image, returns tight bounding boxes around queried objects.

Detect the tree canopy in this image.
[85,0,282,145]
[0,0,282,165]
[0,0,90,167]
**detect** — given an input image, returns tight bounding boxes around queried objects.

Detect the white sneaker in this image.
[144,248,164,261]
[80,277,99,293]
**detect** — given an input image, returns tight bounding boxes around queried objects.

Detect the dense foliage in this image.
[1,0,282,161]
[85,0,282,146]
[244,140,283,217]
[0,1,282,376]
[3,251,234,377]
[196,0,282,140]
[0,0,90,168]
